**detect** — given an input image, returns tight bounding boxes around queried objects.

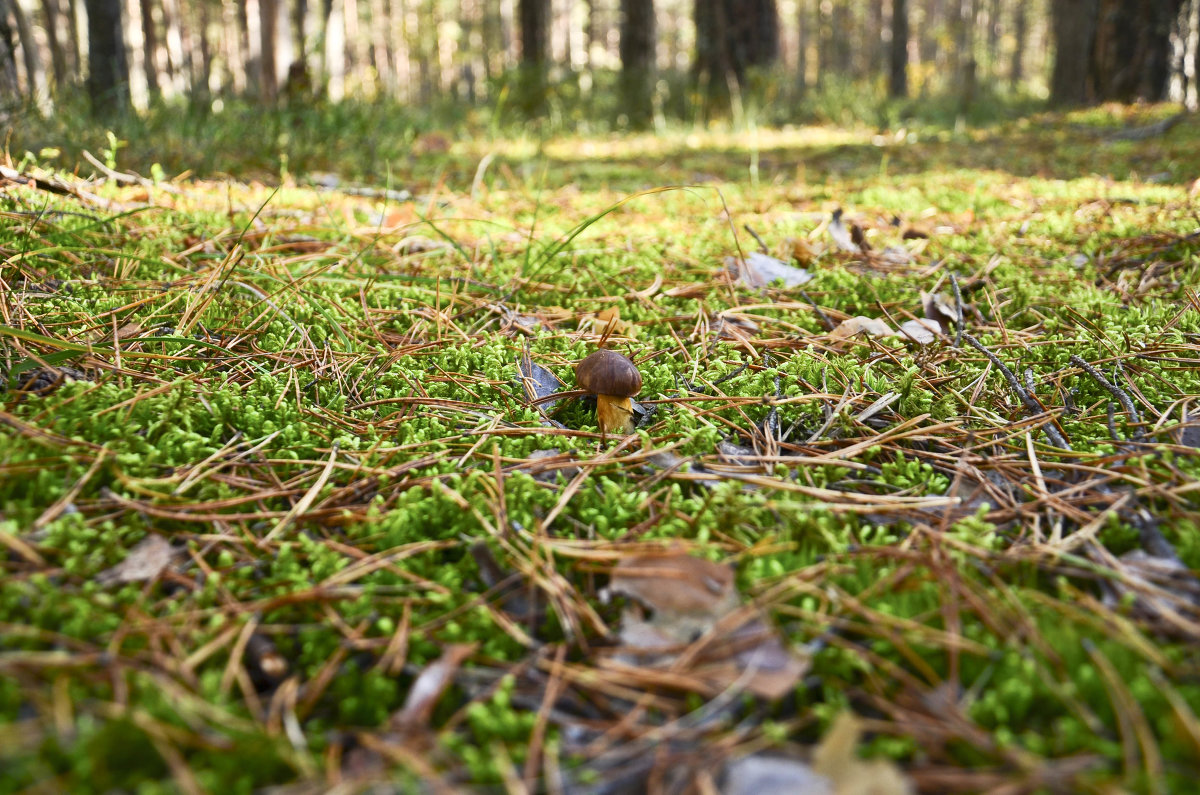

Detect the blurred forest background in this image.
[0,0,1196,133]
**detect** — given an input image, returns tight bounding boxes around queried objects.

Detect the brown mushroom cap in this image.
[575,350,642,397]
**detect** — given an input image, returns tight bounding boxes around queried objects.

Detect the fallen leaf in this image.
[813,712,914,795]
[716,313,760,343]
[516,448,581,482]
[921,291,960,332]
[829,209,861,253]
[518,350,565,410]
[579,306,635,337]
[394,235,444,255]
[391,643,477,733]
[717,439,758,466]
[608,554,738,620]
[88,321,144,342]
[736,251,814,288]
[723,755,832,795]
[96,534,176,585]
[787,236,817,266]
[829,316,893,340]
[664,283,709,299]
[603,554,809,698]
[897,318,941,345]
[1173,413,1200,448]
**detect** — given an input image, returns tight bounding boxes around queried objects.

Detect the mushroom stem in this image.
[596,395,634,435]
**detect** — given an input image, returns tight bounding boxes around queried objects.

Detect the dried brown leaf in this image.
[829,209,861,253]
[897,318,941,345]
[735,252,814,289]
[829,316,894,340]
[608,554,738,619]
[921,291,960,332]
[96,534,176,586]
[813,712,914,795]
[390,643,477,732]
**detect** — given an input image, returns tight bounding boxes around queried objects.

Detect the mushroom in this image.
[575,349,642,436]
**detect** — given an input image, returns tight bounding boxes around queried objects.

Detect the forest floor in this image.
[3,103,1200,793]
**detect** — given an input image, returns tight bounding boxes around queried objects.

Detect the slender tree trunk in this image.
[517,0,548,112]
[66,0,82,79]
[294,0,307,58]
[890,0,909,97]
[41,0,69,86]
[986,0,1000,78]
[241,0,260,94]
[0,0,19,99]
[139,0,160,99]
[619,0,655,127]
[796,0,808,93]
[196,0,212,97]
[84,0,130,112]
[1049,0,1099,105]
[1010,0,1026,89]
[584,0,597,68]
[830,1,850,75]
[11,0,47,100]
[694,0,779,86]
[162,0,185,93]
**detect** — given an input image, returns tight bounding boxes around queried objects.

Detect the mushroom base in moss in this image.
[596,394,635,436]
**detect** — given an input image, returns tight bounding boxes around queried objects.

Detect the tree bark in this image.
[41,0,70,86]
[1091,0,1183,102]
[139,0,160,99]
[84,0,130,113]
[11,0,47,100]
[518,0,548,66]
[619,0,655,127]
[796,0,808,93]
[1049,0,1099,105]
[1010,0,1026,89]
[517,0,548,113]
[694,0,779,88]
[890,0,908,98]
[0,0,19,100]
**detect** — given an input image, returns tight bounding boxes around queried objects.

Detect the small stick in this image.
[963,332,1071,450]
[1069,354,1142,437]
[743,224,770,254]
[949,272,965,347]
[800,290,836,331]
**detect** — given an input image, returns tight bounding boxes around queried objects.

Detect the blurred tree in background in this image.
[0,0,1195,125]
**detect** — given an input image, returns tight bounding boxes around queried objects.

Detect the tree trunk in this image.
[139,0,160,99]
[1091,0,1183,102]
[619,0,655,127]
[1010,0,1026,89]
[160,0,185,94]
[41,0,70,86]
[830,0,850,75]
[796,0,807,93]
[84,0,130,113]
[694,0,779,87]
[11,0,47,100]
[0,0,19,99]
[518,0,548,66]
[1049,0,1099,105]
[517,0,548,113]
[890,0,908,97]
